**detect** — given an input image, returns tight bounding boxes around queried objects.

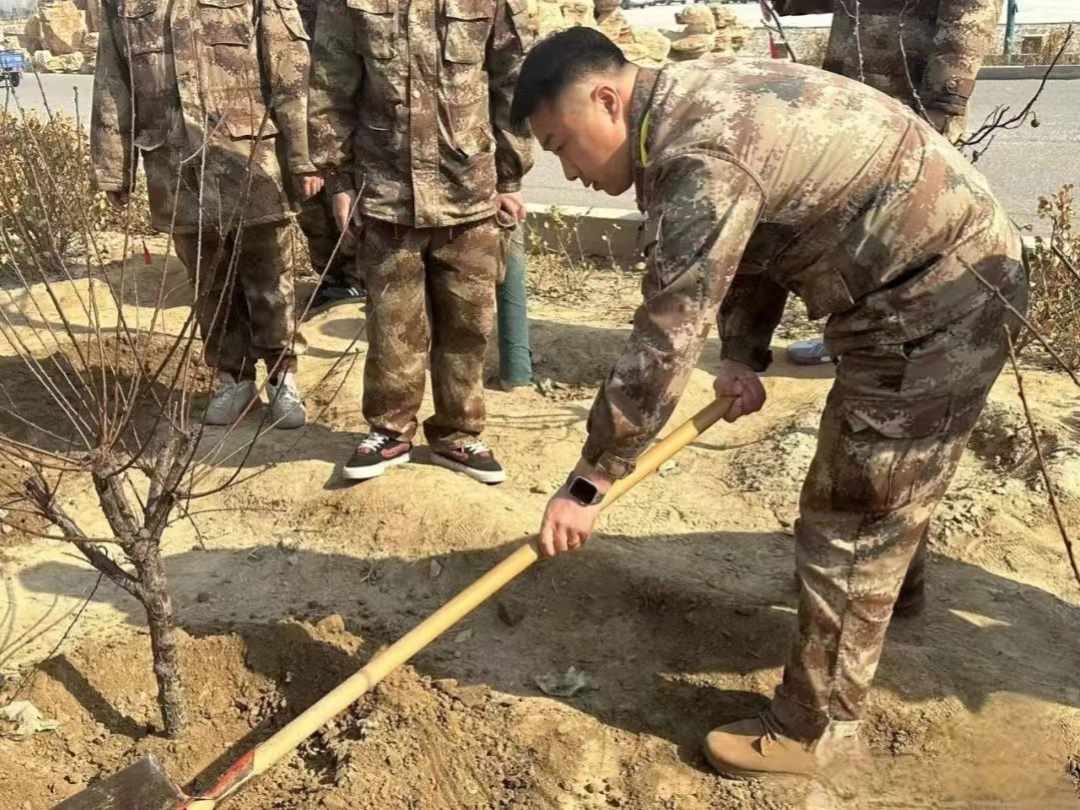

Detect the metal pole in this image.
[1004,0,1018,57]
[495,225,533,388]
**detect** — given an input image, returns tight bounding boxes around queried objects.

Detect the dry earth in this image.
[0,241,1078,809]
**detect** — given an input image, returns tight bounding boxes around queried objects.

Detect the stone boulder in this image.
[597,6,633,43]
[675,5,716,35]
[670,33,714,60]
[82,31,99,57]
[708,2,751,53]
[535,0,566,37]
[31,49,86,74]
[27,1,87,56]
[620,28,671,67]
[561,0,597,28]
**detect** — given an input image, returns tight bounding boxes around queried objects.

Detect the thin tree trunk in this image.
[134,540,187,737]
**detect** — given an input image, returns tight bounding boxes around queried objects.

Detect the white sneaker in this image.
[205,372,258,426]
[266,371,306,430]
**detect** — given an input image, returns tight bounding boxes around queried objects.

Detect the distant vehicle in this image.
[0,49,29,88]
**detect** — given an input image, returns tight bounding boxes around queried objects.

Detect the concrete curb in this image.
[525,203,1039,262]
[977,64,1080,80]
[524,204,643,261]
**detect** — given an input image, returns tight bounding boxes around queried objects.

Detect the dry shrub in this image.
[1021,184,1080,371]
[524,206,599,302]
[0,111,151,280]
[797,30,828,68]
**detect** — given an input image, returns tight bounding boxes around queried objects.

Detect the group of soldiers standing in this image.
[90,0,1021,784]
[91,0,533,482]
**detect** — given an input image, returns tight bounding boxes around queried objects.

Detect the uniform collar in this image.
[628,67,662,213]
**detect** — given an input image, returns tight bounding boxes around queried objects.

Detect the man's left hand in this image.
[538,461,611,558]
[298,173,325,200]
[496,191,527,223]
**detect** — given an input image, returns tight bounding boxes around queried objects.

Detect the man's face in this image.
[529,79,633,197]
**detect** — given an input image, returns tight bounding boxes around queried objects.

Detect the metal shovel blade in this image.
[54,755,185,810]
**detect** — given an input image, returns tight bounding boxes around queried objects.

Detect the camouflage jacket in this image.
[307,0,534,228]
[772,0,998,119]
[91,0,315,234]
[581,59,1021,479]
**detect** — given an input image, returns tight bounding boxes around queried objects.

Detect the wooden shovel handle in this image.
[184,396,733,808]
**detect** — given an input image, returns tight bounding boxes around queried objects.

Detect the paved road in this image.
[6,72,1079,231]
[525,76,1080,232]
[621,1,1079,29]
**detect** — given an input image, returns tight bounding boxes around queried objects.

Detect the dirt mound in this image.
[0,622,792,810]
[2,268,1079,810]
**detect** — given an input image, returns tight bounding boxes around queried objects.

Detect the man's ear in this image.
[594,83,622,124]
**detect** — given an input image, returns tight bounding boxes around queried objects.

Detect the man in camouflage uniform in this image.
[91,0,318,428]
[772,0,999,142]
[772,0,999,605]
[513,29,1027,777]
[294,0,365,315]
[308,0,533,483]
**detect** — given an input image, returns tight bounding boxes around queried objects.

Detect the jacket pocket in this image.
[221,111,279,139]
[119,0,164,56]
[348,0,397,60]
[443,0,491,64]
[198,0,254,46]
[274,0,310,40]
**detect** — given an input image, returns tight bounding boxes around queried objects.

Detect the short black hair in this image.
[511,27,629,129]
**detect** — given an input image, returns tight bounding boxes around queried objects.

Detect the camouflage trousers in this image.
[356,217,498,445]
[770,257,1029,739]
[174,221,306,380]
[297,187,354,281]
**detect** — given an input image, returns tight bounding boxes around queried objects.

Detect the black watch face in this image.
[569,476,599,505]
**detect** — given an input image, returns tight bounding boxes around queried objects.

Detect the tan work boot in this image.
[704,713,819,779]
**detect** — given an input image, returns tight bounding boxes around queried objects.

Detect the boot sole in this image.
[342,451,411,481]
[702,744,813,781]
[429,453,506,485]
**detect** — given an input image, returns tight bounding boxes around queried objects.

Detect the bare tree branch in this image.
[1004,327,1080,588]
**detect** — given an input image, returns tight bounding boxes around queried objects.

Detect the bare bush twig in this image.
[1004,327,1080,589]
[957,26,1073,155]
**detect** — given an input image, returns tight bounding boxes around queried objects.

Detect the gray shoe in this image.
[205,372,258,426]
[267,371,306,429]
[787,339,833,365]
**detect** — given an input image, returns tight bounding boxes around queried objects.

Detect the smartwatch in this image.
[567,475,604,507]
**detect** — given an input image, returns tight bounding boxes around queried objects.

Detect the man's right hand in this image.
[106,190,129,210]
[713,359,767,423]
[332,189,357,235]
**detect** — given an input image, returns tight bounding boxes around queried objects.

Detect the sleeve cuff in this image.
[290,161,319,176]
[323,170,355,195]
[720,338,773,373]
[922,75,975,116]
[496,178,522,194]
[94,177,131,193]
[580,436,638,481]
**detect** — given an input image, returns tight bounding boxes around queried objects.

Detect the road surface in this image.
[5,70,1078,232]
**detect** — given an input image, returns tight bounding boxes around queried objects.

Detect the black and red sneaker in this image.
[342,431,412,480]
[430,438,505,484]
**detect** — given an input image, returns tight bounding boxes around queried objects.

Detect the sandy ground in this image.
[0,241,1078,809]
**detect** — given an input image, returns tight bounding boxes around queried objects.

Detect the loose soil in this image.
[0,241,1078,809]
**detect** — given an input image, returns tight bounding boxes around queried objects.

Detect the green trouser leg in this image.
[496,225,533,388]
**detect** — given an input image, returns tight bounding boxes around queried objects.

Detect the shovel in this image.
[56,397,733,810]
